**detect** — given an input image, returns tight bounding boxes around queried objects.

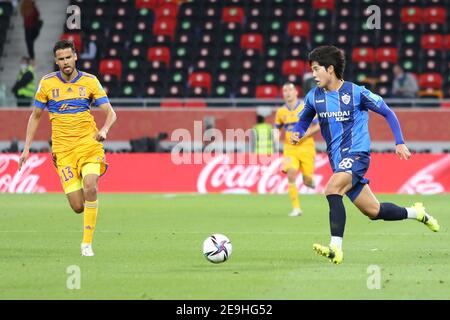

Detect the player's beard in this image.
[62,65,74,77]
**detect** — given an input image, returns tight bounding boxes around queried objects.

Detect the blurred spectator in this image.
[0,82,7,106]
[392,64,419,98]
[20,0,42,62]
[11,56,35,107]
[80,33,97,60]
[251,115,273,155]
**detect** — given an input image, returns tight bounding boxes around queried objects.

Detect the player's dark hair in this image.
[308,45,345,80]
[53,40,76,56]
[282,82,297,90]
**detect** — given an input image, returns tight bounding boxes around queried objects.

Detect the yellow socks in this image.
[288,183,301,210]
[82,200,98,245]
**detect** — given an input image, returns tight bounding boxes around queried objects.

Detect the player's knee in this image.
[83,185,98,199]
[363,205,380,220]
[71,204,84,214]
[303,176,315,188]
[324,184,339,195]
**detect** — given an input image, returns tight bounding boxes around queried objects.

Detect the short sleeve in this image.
[91,76,110,107]
[274,108,283,128]
[34,79,48,109]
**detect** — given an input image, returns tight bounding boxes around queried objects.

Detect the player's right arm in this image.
[273,108,283,149]
[19,107,44,170]
[19,78,48,171]
[291,92,316,145]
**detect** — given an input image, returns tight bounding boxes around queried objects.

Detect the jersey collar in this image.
[285,99,301,111]
[56,69,83,84]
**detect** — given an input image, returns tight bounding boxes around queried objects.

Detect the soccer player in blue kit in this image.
[291,46,440,264]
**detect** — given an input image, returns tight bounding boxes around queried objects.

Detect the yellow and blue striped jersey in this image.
[34,70,110,154]
[275,100,318,151]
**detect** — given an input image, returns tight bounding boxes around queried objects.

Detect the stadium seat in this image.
[352,47,375,63]
[222,7,245,24]
[155,3,179,20]
[282,60,306,77]
[444,35,450,50]
[99,59,122,79]
[255,85,279,99]
[240,33,263,52]
[421,34,444,50]
[287,21,310,39]
[160,98,184,108]
[135,0,158,9]
[375,48,398,64]
[153,18,177,39]
[401,7,422,24]
[147,47,171,66]
[419,73,443,89]
[423,7,446,24]
[188,72,212,94]
[312,0,335,11]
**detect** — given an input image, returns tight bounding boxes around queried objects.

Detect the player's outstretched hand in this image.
[290,132,301,145]
[95,129,108,142]
[396,144,411,160]
[18,149,29,171]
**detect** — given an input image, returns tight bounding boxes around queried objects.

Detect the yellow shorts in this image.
[54,146,108,194]
[282,149,315,178]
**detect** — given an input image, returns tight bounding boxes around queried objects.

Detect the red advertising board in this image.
[1,153,449,194]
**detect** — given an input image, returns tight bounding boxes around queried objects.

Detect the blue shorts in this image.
[334,152,371,202]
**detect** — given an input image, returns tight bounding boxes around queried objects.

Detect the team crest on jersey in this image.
[341,93,351,105]
[79,86,86,97]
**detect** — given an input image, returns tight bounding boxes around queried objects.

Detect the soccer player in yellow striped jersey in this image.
[274,83,320,217]
[19,40,117,256]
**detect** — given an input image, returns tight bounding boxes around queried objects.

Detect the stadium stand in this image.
[54,0,449,101]
[0,1,13,58]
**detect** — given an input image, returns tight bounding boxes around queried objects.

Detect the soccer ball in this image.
[202,234,232,263]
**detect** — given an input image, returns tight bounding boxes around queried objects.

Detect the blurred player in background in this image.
[291,45,439,264]
[275,83,320,217]
[19,40,117,256]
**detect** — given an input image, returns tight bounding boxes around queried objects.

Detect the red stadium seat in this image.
[160,99,184,108]
[287,21,310,38]
[99,59,122,79]
[423,7,446,24]
[147,47,171,66]
[419,73,443,89]
[222,7,245,24]
[256,85,279,99]
[184,99,207,108]
[188,72,212,94]
[153,18,177,39]
[155,3,179,20]
[135,0,158,9]
[421,34,444,50]
[401,7,423,24]
[312,0,335,11]
[375,47,398,64]
[352,47,375,63]
[60,33,82,53]
[240,33,263,52]
[282,60,306,76]
[444,35,450,50]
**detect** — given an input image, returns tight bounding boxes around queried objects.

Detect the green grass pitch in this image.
[0,193,449,299]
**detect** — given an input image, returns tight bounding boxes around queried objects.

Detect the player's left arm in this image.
[95,102,117,142]
[360,87,411,160]
[91,76,117,141]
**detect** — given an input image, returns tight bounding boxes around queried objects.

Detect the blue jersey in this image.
[293,81,405,171]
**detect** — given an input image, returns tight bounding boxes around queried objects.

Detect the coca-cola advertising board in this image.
[1,153,450,194]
